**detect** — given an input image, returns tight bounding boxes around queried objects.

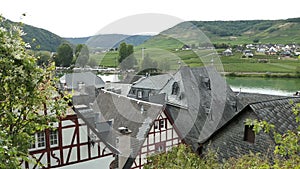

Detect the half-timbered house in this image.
[74,90,182,169]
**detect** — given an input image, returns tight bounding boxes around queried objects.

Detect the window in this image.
[155,142,165,153]
[154,121,159,130]
[154,120,165,130]
[196,144,203,156]
[30,135,36,149]
[50,130,58,146]
[203,77,211,90]
[160,120,165,129]
[244,125,255,143]
[156,145,164,153]
[37,132,45,148]
[137,90,142,98]
[171,82,179,95]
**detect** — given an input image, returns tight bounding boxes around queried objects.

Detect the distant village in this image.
[23,65,300,169]
[222,43,300,58]
[180,43,300,58]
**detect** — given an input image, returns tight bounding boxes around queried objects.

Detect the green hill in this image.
[0,18,66,52]
[140,17,300,49]
[65,34,152,49]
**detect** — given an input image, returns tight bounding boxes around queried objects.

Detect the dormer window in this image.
[137,90,142,99]
[203,77,211,90]
[171,82,179,95]
[244,125,255,143]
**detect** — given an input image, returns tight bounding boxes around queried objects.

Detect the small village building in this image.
[267,46,278,55]
[222,49,233,56]
[181,44,191,50]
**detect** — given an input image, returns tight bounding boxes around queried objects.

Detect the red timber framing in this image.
[23,114,113,168]
[131,109,182,169]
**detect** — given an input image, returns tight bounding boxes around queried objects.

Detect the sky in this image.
[0,0,299,38]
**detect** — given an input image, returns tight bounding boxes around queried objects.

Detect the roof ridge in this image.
[249,96,299,105]
[102,89,164,107]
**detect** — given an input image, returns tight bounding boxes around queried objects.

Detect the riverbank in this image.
[222,72,300,78]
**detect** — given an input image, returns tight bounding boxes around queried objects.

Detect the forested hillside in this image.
[0,18,66,51]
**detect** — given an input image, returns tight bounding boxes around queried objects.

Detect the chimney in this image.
[117,127,132,169]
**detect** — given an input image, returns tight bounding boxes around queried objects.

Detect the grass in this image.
[91,48,300,74]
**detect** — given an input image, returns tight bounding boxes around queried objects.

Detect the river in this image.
[226,76,300,96]
[98,74,300,96]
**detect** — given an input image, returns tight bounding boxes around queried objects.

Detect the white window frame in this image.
[50,130,58,147]
[160,119,165,129]
[137,90,142,98]
[29,132,46,150]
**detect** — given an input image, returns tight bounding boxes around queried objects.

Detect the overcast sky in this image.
[1,0,299,37]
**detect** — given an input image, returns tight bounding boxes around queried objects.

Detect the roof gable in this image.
[62,72,105,89]
[132,74,172,90]
[162,66,240,150]
[92,90,164,160]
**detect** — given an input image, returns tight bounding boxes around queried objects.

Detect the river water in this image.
[99,74,300,96]
[226,76,300,96]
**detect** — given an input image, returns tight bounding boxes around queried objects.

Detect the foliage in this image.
[144,144,220,169]
[118,42,136,70]
[34,50,52,66]
[0,18,65,52]
[224,152,271,169]
[74,44,89,67]
[240,103,300,168]
[55,43,73,67]
[0,16,67,168]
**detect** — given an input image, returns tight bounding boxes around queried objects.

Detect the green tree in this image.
[118,42,136,70]
[0,17,67,168]
[127,44,134,57]
[55,43,73,67]
[144,144,220,169]
[75,44,89,67]
[118,42,128,63]
[35,50,51,66]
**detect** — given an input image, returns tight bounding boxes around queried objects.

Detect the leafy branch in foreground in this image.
[144,144,220,169]
[0,16,67,168]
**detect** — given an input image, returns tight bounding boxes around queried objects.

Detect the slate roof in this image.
[131,74,172,90]
[161,66,242,150]
[105,83,132,96]
[236,92,287,108]
[202,96,300,149]
[74,90,164,168]
[60,72,105,90]
[249,97,300,134]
